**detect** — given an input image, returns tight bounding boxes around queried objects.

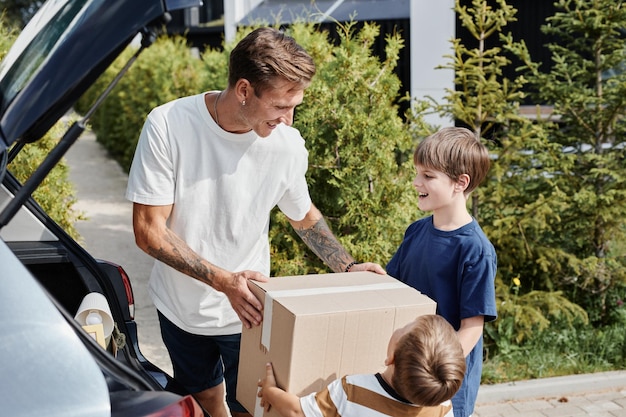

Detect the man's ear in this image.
[456,174,470,193]
[235,78,251,103]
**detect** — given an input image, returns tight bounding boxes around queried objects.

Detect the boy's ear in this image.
[384,352,395,366]
[456,174,470,192]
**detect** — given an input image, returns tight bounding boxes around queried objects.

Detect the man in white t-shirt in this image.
[126,27,384,417]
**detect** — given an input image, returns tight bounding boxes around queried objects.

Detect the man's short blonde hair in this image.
[228,27,316,96]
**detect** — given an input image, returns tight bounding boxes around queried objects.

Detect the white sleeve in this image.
[299,378,346,417]
[277,175,312,221]
[276,145,312,221]
[299,392,324,417]
[125,110,175,206]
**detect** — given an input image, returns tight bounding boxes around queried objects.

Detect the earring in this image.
[242,100,246,106]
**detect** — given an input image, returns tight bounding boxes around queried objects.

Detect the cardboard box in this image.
[236,271,436,417]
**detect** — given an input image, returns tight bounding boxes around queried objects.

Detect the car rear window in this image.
[0,0,88,114]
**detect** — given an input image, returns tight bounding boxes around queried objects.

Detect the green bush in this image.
[76,35,214,171]
[0,12,17,55]
[527,0,626,326]
[7,118,85,239]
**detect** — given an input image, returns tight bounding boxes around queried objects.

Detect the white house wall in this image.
[411,0,455,128]
[223,0,455,127]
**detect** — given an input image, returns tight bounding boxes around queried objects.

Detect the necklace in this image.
[214,91,222,128]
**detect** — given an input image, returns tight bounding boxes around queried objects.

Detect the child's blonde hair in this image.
[414,127,491,194]
[392,314,466,407]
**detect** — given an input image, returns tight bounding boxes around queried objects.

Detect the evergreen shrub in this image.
[7,119,85,239]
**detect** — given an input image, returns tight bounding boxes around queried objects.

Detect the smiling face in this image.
[239,80,304,138]
[412,164,461,213]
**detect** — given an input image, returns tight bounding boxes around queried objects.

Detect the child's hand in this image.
[258,362,277,412]
[258,363,305,417]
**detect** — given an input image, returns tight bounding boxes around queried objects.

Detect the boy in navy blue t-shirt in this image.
[387,126,497,417]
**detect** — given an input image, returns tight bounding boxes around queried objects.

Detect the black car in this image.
[0,0,206,415]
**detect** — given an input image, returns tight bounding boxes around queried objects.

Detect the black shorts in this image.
[157,311,246,413]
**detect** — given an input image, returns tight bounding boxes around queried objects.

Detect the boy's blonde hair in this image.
[392,314,466,407]
[414,127,491,194]
[228,27,316,96]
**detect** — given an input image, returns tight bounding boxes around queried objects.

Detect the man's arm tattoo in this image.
[146,228,214,286]
[294,216,354,273]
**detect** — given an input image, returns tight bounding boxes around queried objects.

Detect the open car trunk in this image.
[0,1,205,415]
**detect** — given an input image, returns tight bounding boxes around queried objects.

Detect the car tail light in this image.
[116,264,135,320]
[146,395,204,416]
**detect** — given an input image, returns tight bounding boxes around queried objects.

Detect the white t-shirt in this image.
[300,374,454,417]
[126,92,312,335]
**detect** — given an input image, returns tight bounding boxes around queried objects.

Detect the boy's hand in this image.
[349,261,386,274]
[258,362,277,412]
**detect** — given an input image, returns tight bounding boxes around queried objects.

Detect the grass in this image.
[481,322,626,384]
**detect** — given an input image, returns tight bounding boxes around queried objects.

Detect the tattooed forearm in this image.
[294,216,354,273]
[146,228,215,287]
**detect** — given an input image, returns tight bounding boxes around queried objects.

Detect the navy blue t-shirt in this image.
[387,216,497,417]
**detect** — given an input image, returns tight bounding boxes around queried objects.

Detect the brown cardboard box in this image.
[236,271,436,417]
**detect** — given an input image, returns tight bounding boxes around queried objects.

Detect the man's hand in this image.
[218,270,269,329]
[349,262,386,275]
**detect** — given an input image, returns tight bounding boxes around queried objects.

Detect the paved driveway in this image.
[67,131,172,376]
